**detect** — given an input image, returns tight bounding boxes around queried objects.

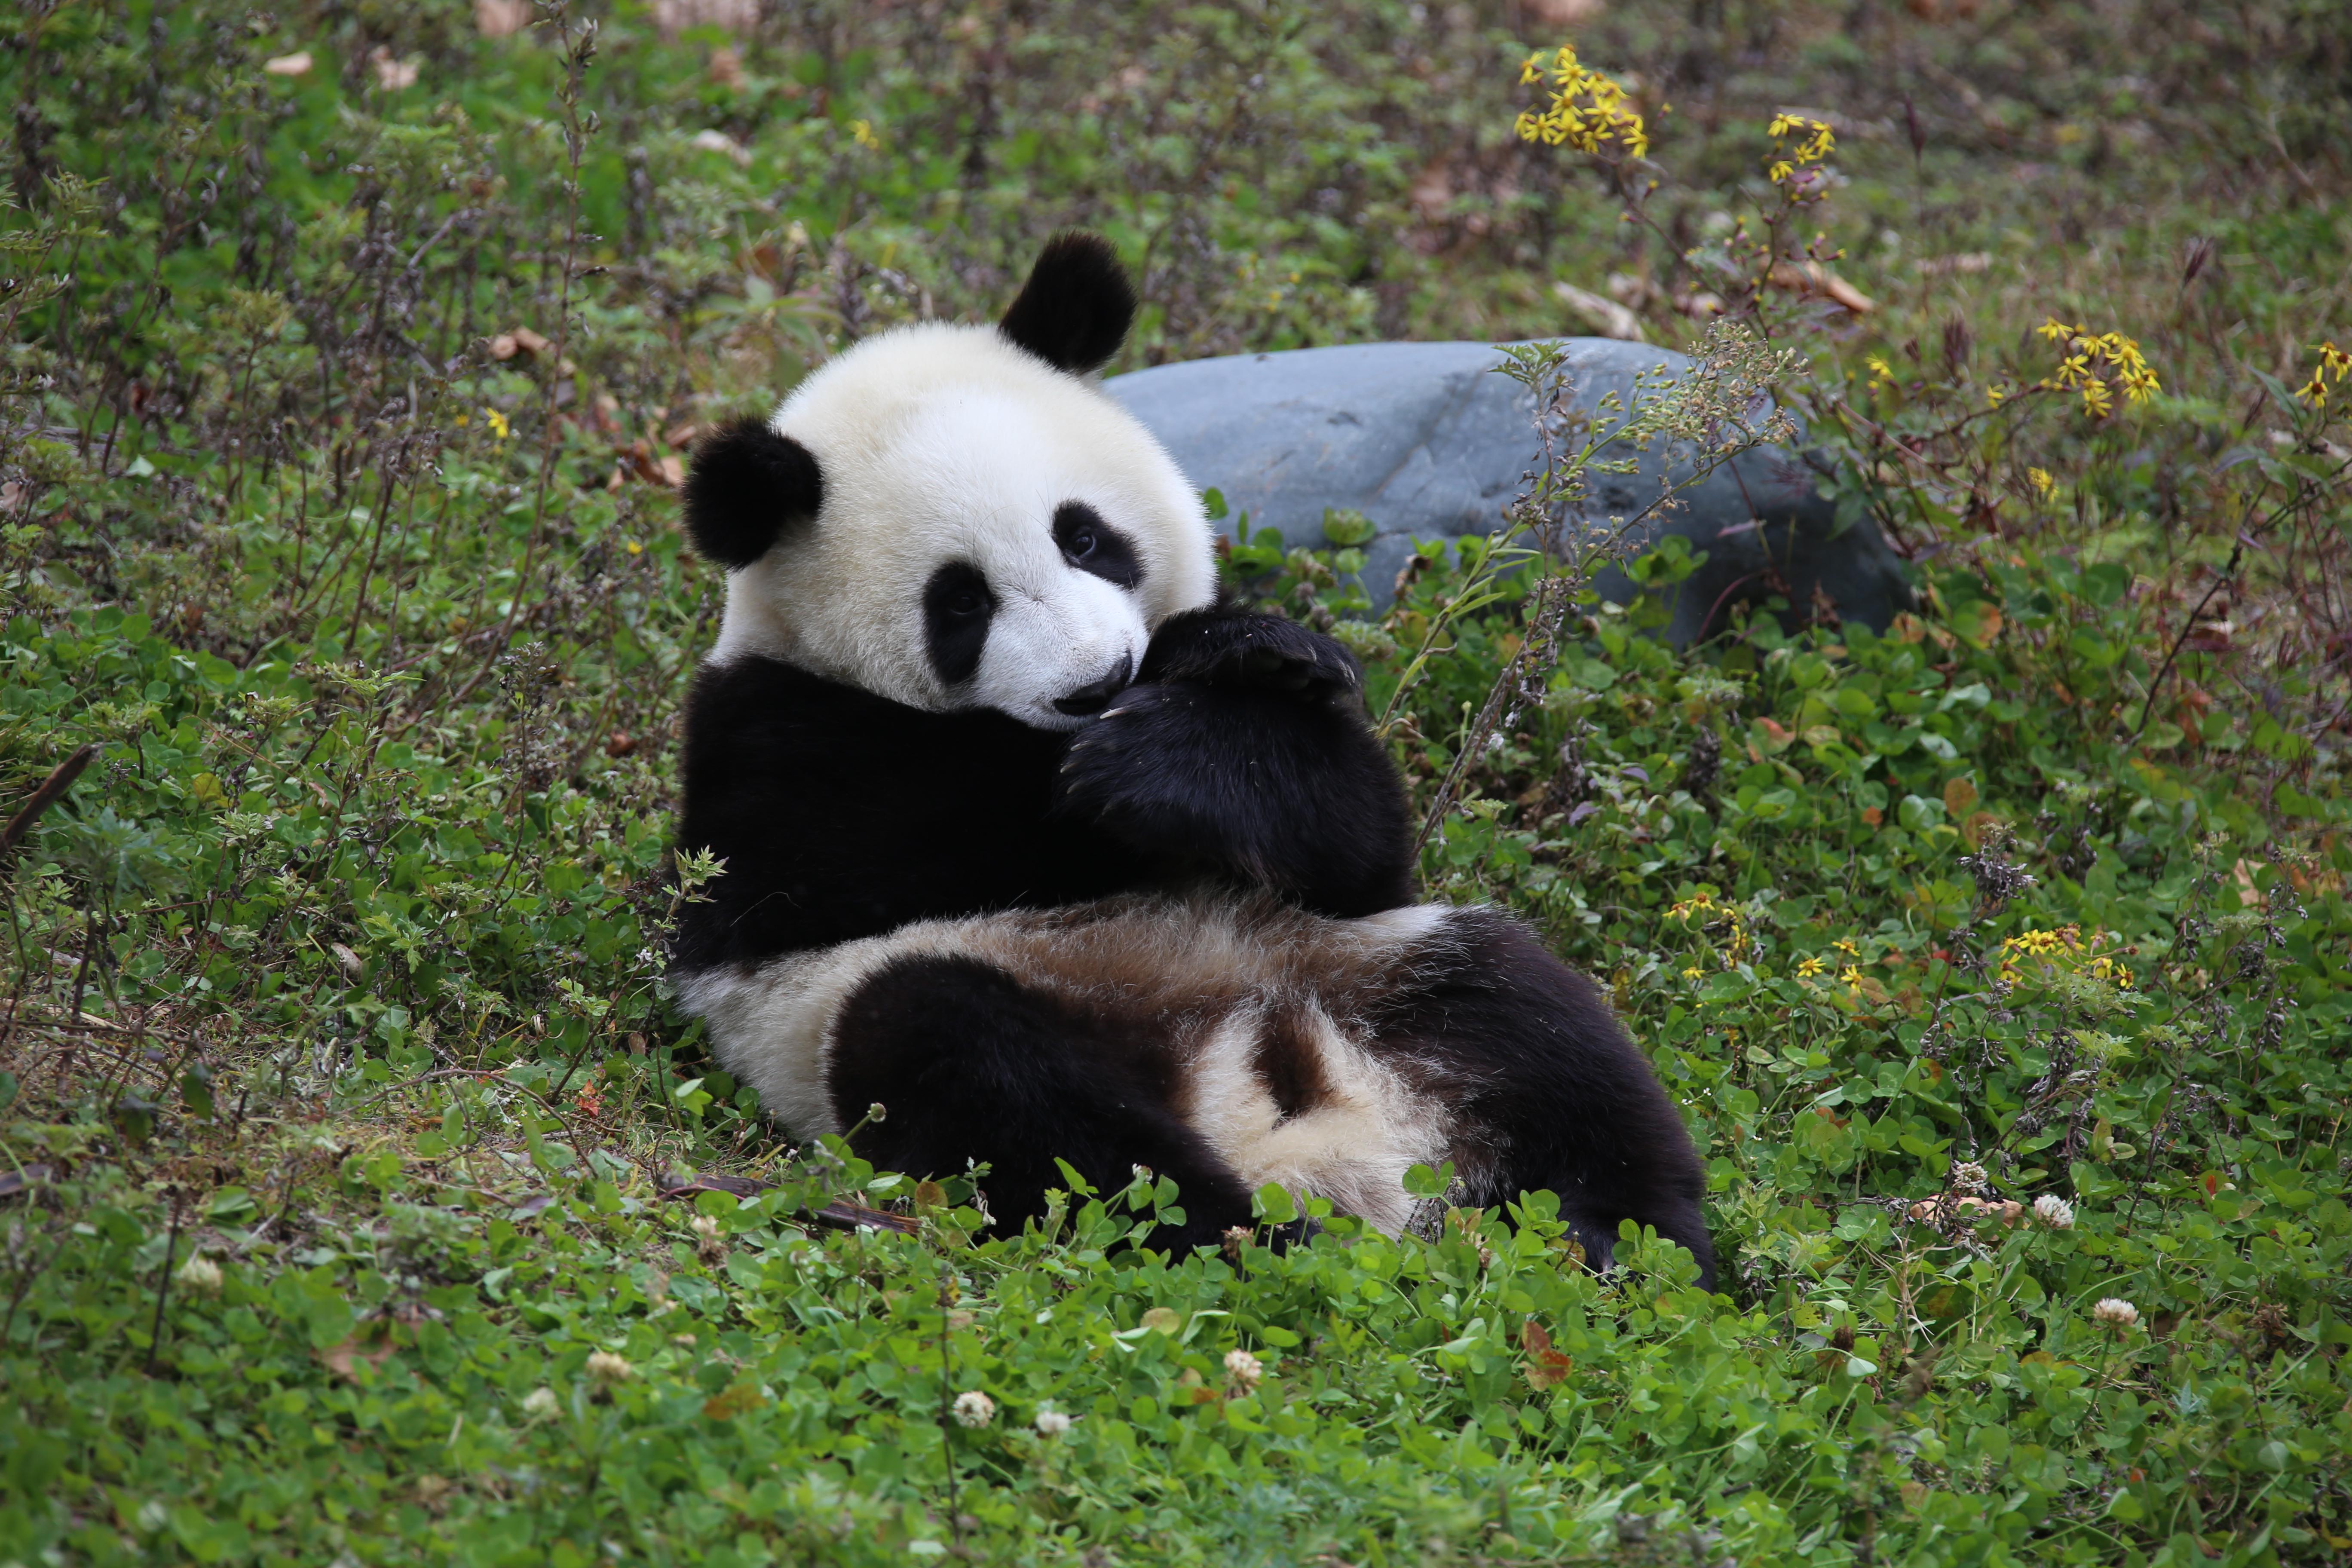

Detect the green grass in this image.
[2,1,2349,1564]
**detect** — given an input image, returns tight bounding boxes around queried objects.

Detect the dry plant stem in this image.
[454,1,597,710]
[144,1199,182,1376]
[0,742,99,859]
[1417,576,1566,855]
[937,1264,964,1549]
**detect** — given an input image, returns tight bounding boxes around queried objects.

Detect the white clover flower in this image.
[521,1386,560,1419]
[2033,1194,2076,1230]
[1034,1406,1072,1437]
[866,1101,888,1124]
[174,1253,224,1295]
[585,1350,635,1385]
[2092,1297,2139,1329]
[1951,1161,1990,1195]
[952,1390,995,1428]
[690,1213,721,1239]
[1224,1349,1264,1390]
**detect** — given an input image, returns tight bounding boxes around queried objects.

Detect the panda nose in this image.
[1053,654,1133,717]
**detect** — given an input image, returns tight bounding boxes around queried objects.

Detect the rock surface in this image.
[1106,339,1913,640]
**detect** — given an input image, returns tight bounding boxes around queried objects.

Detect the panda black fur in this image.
[669,233,1715,1286]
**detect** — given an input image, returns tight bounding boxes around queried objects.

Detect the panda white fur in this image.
[670,234,1714,1282]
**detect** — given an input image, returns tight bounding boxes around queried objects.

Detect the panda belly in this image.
[673,892,1467,1236]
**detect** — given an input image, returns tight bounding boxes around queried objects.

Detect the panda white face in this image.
[690,319,1216,732]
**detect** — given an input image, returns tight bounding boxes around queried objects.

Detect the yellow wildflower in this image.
[483,407,510,441]
[1512,46,1649,159]
[2028,467,2055,495]
[1764,114,1836,202]
[2295,340,2350,407]
[1832,938,1861,958]
[849,119,882,150]
[2038,318,2160,418]
[1682,965,1705,981]
[1795,956,1826,978]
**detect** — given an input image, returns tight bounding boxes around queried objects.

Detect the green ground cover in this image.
[1,1,2348,1563]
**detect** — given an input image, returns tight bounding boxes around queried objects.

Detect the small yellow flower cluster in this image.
[2295,341,2352,408]
[1764,113,1835,199]
[1865,355,1896,396]
[2027,467,2056,496]
[1665,889,1750,971]
[2038,319,2161,418]
[1997,925,2133,989]
[1513,47,1649,159]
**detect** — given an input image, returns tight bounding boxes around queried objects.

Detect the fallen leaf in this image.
[690,129,751,166]
[263,52,312,77]
[702,1381,766,1420]
[490,327,552,361]
[1553,281,1647,343]
[475,0,532,37]
[1907,1194,2024,1226]
[1766,259,1876,314]
[1942,776,1979,818]
[0,1164,53,1200]
[1519,1320,1574,1390]
[319,1334,398,1381]
[369,46,420,90]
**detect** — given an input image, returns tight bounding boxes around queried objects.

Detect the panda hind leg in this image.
[827,953,1258,1256]
[1387,914,1720,1291]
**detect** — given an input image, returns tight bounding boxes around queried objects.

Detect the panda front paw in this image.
[1054,678,1416,916]
[1140,608,1361,699]
[1054,683,1213,855]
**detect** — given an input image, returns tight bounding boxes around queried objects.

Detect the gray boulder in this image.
[1105,339,1913,641]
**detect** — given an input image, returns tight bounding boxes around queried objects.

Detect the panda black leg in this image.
[827,954,1257,1256]
[1380,914,1719,1291]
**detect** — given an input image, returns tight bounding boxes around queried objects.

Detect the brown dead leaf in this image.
[475,0,531,37]
[319,1334,398,1381]
[490,327,551,361]
[1961,809,2004,849]
[1525,0,1605,22]
[701,1381,766,1420]
[1766,259,1876,314]
[1519,1320,1574,1390]
[1942,776,1979,818]
[1907,1194,2024,1227]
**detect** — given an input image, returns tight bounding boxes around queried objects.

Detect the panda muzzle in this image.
[1051,655,1133,718]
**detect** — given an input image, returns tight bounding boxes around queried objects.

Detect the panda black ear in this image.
[681,417,824,570]
[998,232,1137,375]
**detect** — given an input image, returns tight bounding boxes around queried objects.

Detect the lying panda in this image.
[670,233,1714,1286]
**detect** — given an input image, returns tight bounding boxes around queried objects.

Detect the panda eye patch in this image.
[922,562,997,687]
[1053,501,1144,590]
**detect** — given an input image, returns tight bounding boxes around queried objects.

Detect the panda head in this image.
[681,233,1215,732]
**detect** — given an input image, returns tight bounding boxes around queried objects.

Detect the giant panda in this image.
[669,233,1715,1286]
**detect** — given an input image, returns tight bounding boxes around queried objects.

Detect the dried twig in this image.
[0,742,99,859]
